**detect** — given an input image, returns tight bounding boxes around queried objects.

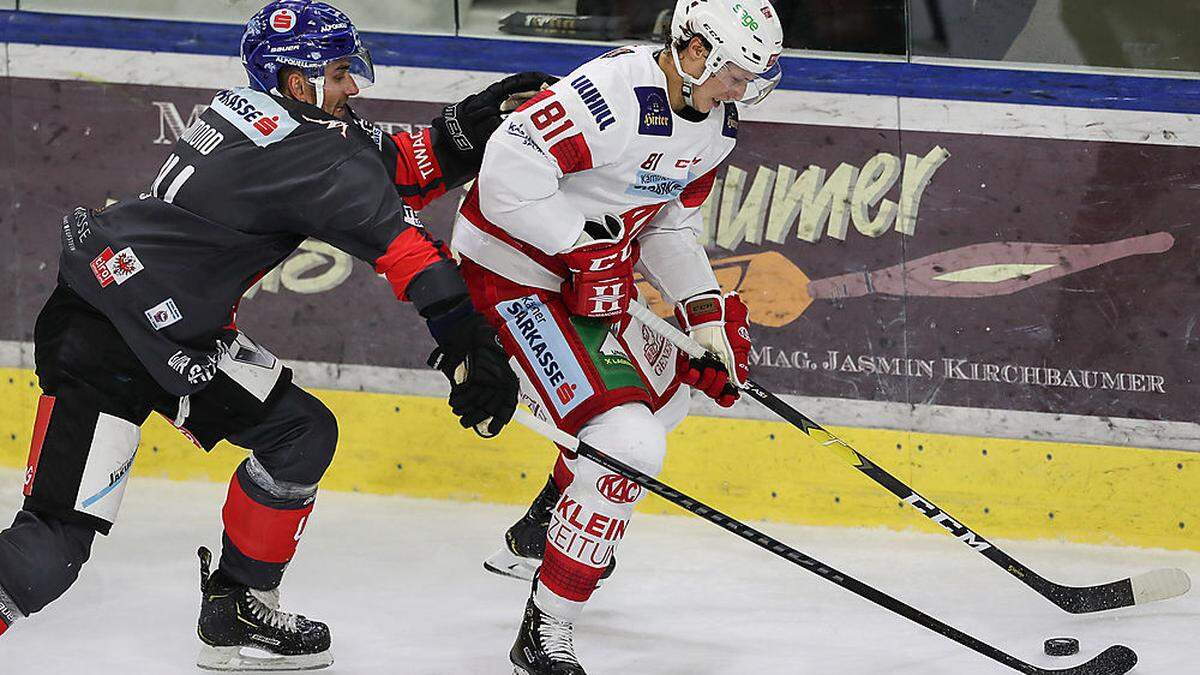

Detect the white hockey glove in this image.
[674,291,752,407]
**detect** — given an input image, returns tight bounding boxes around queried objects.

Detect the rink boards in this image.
[0,366,1194,551]
[0,14,1196,552]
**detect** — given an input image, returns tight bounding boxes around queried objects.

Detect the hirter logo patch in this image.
[722,103,739,139]
[635,87,672,137]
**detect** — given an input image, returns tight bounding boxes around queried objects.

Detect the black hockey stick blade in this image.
[1037,568,1191,614]
[623,302,1190,614]
[740,378,1191,614]
[1043,646,1137,675]
[513,410,1139,675]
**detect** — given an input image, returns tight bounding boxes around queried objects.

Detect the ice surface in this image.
[0,469,1196,674]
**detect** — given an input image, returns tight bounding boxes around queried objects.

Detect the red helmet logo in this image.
[596,474,643,505]
[270,9,297,32]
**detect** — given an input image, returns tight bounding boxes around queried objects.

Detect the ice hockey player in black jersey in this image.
[0,1,552,670]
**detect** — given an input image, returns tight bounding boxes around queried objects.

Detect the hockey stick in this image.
[627,301,1190,614]
[513,409,1138,675]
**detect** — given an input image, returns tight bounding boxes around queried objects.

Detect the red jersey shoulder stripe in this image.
[680,168,717,209]
[516,88,556,112]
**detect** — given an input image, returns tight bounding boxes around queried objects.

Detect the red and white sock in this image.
[534,404,666,621]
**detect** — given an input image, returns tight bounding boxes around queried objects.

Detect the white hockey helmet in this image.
[670,0,784,107]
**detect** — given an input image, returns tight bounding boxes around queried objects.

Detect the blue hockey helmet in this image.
[241,1,375,96]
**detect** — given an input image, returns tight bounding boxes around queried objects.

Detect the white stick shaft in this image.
[626,301,707,359]
[514,408,580,451]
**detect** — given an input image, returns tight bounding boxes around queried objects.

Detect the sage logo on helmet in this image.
[669,0,784,107]
[241,1,376,95]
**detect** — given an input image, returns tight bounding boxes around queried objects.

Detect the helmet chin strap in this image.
[670,43,700,109]
[312,76,326,110]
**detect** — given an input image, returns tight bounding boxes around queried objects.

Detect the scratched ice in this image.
[1,470,1195,674]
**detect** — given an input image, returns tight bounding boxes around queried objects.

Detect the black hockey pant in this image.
[0,285,337,623]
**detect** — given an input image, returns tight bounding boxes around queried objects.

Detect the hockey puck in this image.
[1044,637,1080,656]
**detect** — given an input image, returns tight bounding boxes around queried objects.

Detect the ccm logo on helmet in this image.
[596,474,643,504]
[270,9,296,32]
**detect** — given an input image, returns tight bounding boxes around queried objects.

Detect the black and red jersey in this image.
[58,87,469,396]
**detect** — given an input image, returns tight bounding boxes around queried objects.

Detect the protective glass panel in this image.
[19,0,457,34]
[774,0,906,56]
[909,0,1200,73]
[459,1,909,57]
[459,0,672,41]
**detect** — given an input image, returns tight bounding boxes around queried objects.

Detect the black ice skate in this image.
[484,478,615,585]
[510,579,587,675]
[196,547,332,671]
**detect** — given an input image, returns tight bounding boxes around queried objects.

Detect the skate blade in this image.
[483,547,539,582]
[198,644,333,671]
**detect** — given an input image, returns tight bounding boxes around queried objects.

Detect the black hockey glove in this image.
[426,299,519,438]
[431,71,559,173]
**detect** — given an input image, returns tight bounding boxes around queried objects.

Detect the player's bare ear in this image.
[275,68,308,101]
[287,71,309,100]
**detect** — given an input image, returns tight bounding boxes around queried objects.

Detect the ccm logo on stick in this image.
[903,493,992,551]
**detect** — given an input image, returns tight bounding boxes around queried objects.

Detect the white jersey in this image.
[453,44,739,304]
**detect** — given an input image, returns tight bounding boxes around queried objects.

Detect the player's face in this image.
[694,64,754,112]
[675,39,750,114]
[321,58,360,119]
[691,74,741,113]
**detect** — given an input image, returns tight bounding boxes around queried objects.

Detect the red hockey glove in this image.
[675,291,752,407]
[558,215,638,320]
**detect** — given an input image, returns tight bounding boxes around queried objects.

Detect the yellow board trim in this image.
[0,367,1194,550]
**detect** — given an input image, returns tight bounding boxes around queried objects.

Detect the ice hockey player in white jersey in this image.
[451,0,784,671]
